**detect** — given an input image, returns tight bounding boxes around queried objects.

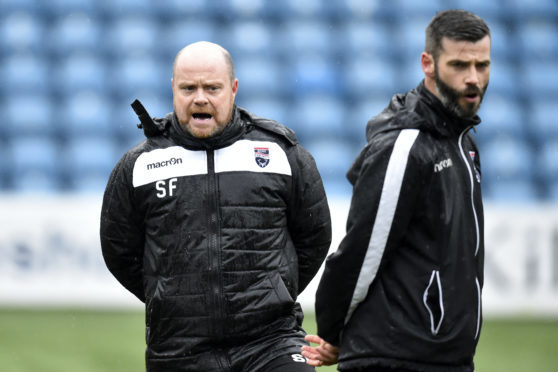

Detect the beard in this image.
[434,67,488,119]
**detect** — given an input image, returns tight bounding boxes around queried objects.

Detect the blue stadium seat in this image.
[529,100,558,143]
[0,0,42,13]
[9,136,62,192]
[391,0,444,15]
[284,0,350,20]
[54,52,108,95]
[517,19,558,60]
[476,95,526,140]
[289,94,346,141]
[0,11,44,54]
[62,137,120,192]
[487,58,518,97]
[235,57,286,98]
[109,55,169,99]
[221,0,287,20]
[343,57,398,99]
[97,0,152,17]
[225,21,276,58]
[58,91,113,137]
[235,96,289,127]
[394,15,432,62]
[290,55,342,97]
[343,0,394,19]
[158,20,217,59]
[1,53,49,94]
[534,139,558,184]
[4,94,55,137]
[304,138,357,197]
[546,181,558,203]
[150,0,207,18]
[452,0,507,19]
[47,13,102,56]
[484,18,515,60]
[483,179,539,204]
[42,0,97,17]
[347,96,390,142]
[522,61,558,98]
[340,20,396,59]
[509,0,558,18]
[104,16,159,57]
[481,137,535,183]
[398,59,424,93]
[279,19,337,56]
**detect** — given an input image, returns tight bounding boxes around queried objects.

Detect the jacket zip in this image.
[458,127,480,257]
[458,127,482,339]
[207,150,225,339]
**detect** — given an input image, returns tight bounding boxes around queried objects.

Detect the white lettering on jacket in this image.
[434,158,453,173]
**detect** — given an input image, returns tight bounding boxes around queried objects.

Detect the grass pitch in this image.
[0,308,557,371]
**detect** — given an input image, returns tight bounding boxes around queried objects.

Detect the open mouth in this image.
[192,113,213,120]
[464,92,479,101]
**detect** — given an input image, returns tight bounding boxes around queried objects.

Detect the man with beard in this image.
[302,9,490,372]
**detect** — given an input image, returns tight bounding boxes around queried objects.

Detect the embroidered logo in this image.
[254,147,270,168]
[470,151,481,183]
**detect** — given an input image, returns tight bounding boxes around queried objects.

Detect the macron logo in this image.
[147,157,183,170]
[434,158,453,173]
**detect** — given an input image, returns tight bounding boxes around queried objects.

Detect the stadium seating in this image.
[53,52,108,95]
[3,94,55,138]
[57,91,113,138]
[47,13,102,57]
[8,136,62,192]
[62,137,120,192]
[481,137,535,184]
[0,11,44,54]
[0,0,556,201]
[1,53,49,95]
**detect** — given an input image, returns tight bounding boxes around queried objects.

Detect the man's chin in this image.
[183,122,223,139]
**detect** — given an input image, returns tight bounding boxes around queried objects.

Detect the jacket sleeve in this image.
[288,145,332,294]
[316,129,421,346]
[100,153,146,303]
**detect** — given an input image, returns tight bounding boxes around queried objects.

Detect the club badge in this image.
[254,147,270,168]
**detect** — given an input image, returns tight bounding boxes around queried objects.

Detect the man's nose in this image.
[465,66,480,86]
[193,89,208,104]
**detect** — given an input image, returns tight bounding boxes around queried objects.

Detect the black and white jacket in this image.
[315,82,484,372]
[100,105,331,371]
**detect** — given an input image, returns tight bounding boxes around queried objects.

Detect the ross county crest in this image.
[254,147,270,168]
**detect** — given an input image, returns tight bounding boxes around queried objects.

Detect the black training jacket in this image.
[315,82,484,372]
[100,105,331,371]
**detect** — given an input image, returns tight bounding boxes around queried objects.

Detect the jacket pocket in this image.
[269,270,294,305]
[423,269,445,336]
[146,283,163,344]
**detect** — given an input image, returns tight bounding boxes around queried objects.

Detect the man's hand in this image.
[301,334,339,367]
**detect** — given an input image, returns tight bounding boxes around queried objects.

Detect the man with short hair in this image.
[302,10,490,372]
[101,41,331,372]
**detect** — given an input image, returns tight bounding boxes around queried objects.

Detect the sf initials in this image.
[156,178,177,198]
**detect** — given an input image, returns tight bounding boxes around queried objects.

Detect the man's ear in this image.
[421,52,435,78]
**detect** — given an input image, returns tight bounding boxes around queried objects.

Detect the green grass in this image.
[0,309,557,372]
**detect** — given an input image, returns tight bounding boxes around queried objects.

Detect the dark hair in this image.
[425,9,490,60]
